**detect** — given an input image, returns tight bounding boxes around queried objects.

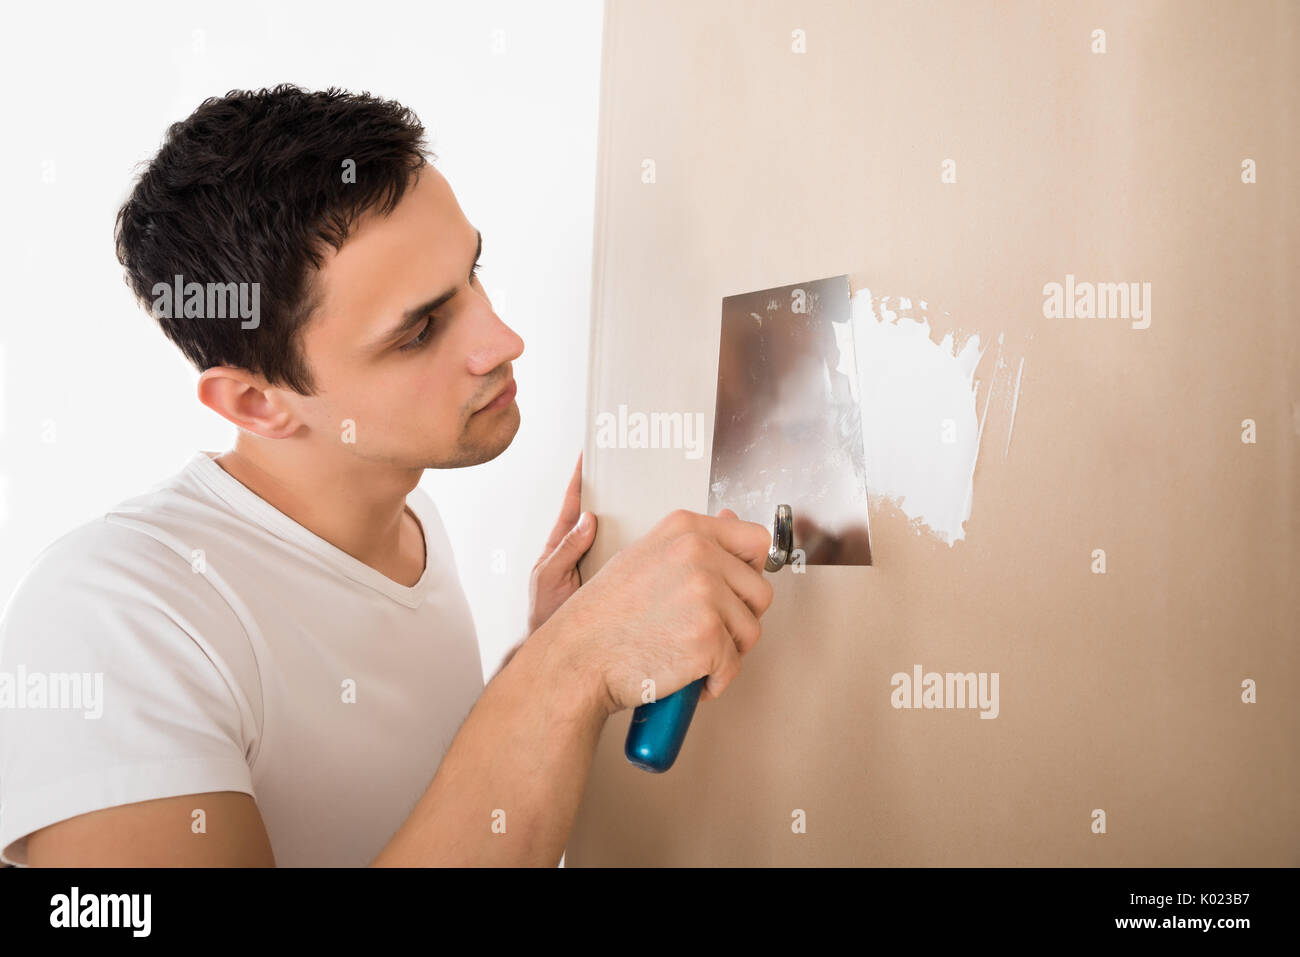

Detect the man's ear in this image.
[196,366,304,439]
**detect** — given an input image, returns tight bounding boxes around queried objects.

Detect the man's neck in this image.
[213,435,427,587]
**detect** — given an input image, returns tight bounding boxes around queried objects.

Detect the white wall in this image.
[0,0,605,680]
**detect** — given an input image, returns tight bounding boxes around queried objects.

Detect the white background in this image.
[0,0,605,679]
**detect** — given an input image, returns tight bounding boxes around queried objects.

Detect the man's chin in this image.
[437,402,520,468]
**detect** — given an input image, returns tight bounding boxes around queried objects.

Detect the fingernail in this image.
[577,512,591,531]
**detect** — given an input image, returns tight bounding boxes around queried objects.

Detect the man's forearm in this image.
[371,620,608,866]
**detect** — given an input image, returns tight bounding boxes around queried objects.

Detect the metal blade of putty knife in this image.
[709,273,871,566]
[624,274,872,773]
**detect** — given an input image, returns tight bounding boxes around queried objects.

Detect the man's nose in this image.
[466,304,524,375]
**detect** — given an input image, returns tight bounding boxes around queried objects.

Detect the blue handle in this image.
[624,677,705,773]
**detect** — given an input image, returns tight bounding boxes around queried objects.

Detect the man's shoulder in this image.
[30,460,218,573]
[16,512,184,581]
[0,505,258,711]
[1,466,238,635]
[2,515,195,620]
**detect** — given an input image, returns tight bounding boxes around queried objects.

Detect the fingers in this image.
[559,451,583,524]
[542,451,586,554]
[703,629,742,701]
[664,509,772,574]
[650,507,778,705]
[659,508,776,613]
[709,573,763,656]
[553,510,596,565]
[705,538,775,620]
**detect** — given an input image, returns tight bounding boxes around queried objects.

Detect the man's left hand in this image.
[526,450,596,638]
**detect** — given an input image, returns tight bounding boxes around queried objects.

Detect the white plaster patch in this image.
[850,288,998,546]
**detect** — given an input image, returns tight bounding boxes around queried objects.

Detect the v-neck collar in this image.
[186,450,434,609]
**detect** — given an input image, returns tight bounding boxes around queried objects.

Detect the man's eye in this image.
[398,317,434,352]
[399,263,482,354]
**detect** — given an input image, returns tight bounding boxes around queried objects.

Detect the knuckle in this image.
[694,607,724,643]
[689,573,715,604]
[676,531,709,563]
[691,615,726,661]
[665,508,693,532]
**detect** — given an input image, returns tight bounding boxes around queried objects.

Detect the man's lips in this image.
[476,377,517,413]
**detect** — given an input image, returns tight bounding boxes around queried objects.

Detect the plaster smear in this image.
[849,289,1002,546]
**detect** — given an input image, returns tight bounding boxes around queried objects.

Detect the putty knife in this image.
[625,274,872,772]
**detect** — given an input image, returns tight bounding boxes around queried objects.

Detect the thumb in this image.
[552,511,596,563]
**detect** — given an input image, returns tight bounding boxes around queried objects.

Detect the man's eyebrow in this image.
[371,229,482,349]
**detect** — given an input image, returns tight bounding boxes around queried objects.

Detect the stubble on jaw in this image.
[423,401,520,470]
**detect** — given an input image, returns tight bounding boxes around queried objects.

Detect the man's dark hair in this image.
[114,84,431,395]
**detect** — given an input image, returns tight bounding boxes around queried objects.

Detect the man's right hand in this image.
[542,507,776,717]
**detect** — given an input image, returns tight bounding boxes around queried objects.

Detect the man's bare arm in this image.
[22,623,601,868]
[26,791,275,866]
[371,618,607,867]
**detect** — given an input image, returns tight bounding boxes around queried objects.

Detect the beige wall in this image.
[571,0,1297,865]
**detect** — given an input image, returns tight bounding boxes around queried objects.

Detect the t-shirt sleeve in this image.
[0,518,261,865]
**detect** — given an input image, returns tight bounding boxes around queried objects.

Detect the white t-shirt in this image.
[0,450,485,866]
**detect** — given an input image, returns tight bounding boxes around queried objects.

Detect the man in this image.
[0,85,774,866]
